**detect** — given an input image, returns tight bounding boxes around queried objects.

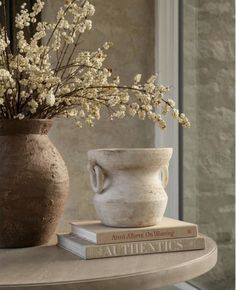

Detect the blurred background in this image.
[181,1,234,289]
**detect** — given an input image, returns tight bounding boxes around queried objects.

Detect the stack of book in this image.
[57,217,205,260]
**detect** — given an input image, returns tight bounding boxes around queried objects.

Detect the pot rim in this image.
[88,148,173,169]
[0,119,53,135]
[89,148,173,153]
[0,118,52,122]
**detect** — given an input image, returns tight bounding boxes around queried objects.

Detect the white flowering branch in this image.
[0,0,190,129]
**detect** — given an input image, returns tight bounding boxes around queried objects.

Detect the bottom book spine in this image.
[58,236,205,260]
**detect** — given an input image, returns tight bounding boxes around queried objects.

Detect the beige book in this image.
[70,217,198,244]
[57,234,205,260]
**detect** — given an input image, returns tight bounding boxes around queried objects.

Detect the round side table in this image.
[0,236,217,290]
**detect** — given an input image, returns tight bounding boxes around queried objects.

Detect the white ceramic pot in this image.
[88,148,173,227]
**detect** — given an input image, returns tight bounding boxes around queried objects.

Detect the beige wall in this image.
[183,0,235,289]
[43,2,235,289]
[43,0,155,233]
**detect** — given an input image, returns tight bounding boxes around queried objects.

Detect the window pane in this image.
[182,0,235,289]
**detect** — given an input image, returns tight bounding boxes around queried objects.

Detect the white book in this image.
[57,233,205,260]
[70,217,198,244]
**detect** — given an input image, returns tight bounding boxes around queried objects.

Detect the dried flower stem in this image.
[0,0,190,129]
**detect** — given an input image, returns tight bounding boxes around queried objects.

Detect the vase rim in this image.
[0,119,53,135]
[88,148,173,160]
[89,148,173,152]
[0,118,52,122]
[88,148,173,169]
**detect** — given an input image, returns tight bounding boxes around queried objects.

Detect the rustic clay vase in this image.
[0,119,69,248]
[88,148,173,227]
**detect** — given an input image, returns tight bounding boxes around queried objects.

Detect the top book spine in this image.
[71,224,198,244]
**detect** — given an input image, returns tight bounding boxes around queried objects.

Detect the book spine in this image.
[72,225,198,244]
[85,236,205,259]
[59,244,86,259]
[58,235,86,259]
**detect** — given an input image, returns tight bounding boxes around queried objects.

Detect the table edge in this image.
[0,237,217,289]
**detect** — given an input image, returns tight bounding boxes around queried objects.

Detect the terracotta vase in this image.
[88,148,173,228]
[0,119,69,248]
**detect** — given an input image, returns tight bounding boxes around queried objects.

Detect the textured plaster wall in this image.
[183,0,235,289]
[43,0,155,233]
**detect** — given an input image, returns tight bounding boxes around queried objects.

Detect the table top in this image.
[0,236,217,290]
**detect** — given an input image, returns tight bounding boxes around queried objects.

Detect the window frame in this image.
[155,0,181,220]
[155,2,198,289]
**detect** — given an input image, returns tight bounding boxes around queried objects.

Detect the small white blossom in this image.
[46,92,55,107]
[103,42,113,50]
[76,121,82,128]
[167,99,175,107]
[85,19,92,30]
[138,110,146,120]
[67,109,78,117]
[134,74,142,83]
[14,113,25,120]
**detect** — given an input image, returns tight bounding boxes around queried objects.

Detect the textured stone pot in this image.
[88,148,173,227]
[0,119,69,248]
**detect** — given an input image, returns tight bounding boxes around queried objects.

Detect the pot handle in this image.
[161,165,169,189]
[88,164,104,194]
